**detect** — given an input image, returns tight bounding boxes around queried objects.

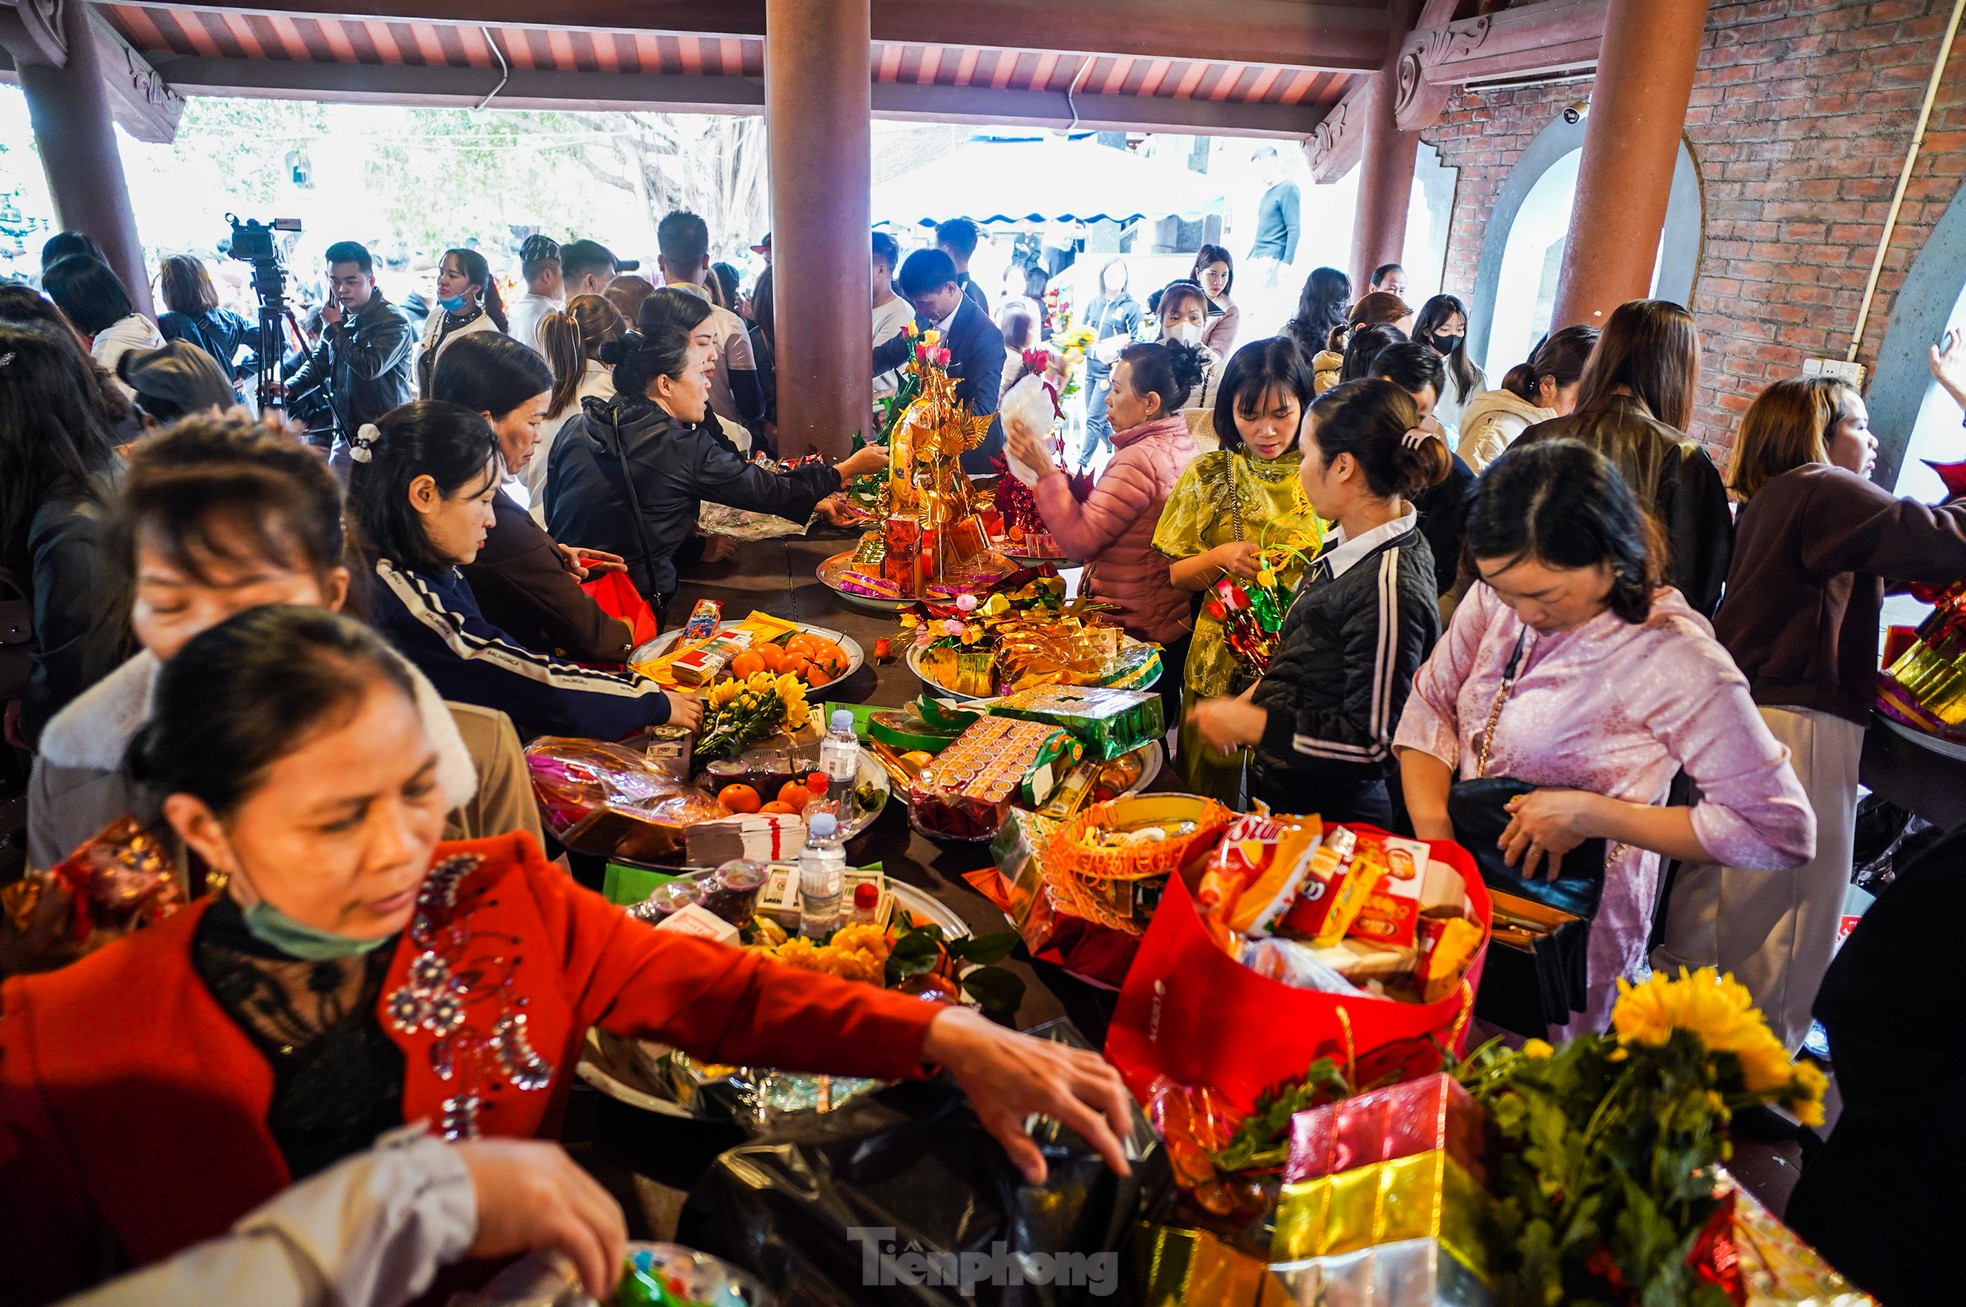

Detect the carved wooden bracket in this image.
[0,0,69,68]
[1394,0,1606,131]
[92,7,183,143]
[1308,76,1370,184]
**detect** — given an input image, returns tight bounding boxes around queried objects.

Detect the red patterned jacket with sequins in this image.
[0,833,944,1306]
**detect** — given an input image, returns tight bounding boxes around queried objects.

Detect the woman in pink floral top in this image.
[1395,441,1813,1035]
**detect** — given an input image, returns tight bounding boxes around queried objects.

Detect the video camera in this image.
[225,214,303,414]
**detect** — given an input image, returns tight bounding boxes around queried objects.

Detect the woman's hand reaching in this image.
[663,689,703,732]
[923,1006,1135,1186]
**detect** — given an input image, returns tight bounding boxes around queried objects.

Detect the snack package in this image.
[670,630,755,687]
[908,716,1080,841]
[1417,912,1484,1003]
[1209,813,1324,939]
[1051,795,1238,923]
[19,816,185,942]
[1347,833,1430,949]
[1278,826,1362,941]
[680,598,722,643]
[655,903,741,944]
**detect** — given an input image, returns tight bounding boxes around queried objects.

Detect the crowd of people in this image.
[2,200,1965,1306]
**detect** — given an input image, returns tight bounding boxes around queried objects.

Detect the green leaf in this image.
[959,966,1026,1015]
[948,931,1019,966]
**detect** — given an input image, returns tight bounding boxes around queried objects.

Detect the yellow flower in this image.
[1522,1039,1554,1059]
[900,613,921,630]
[1788,1060,1828,1127]
[1612,968,1765,1052]
[921,329,942,348]
[708,680,744,708]
[984,593,1010,616]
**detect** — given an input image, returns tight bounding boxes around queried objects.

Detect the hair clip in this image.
[0,352,14,369]
[1401,426,1434,450]
[349,422,381,463]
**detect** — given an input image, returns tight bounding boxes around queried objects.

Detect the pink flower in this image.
[956,593,979,613]
[942,618,965,637]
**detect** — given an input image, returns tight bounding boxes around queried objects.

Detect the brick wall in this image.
[1422,0,1966,456]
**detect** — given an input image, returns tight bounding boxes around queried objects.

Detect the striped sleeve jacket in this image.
[367,557,673,741]
[1250,522,1440,801]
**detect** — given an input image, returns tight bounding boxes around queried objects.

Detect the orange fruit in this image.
[805,665,832,688]
[729,651,765,680]
[759,800,796,814]
[756,644,786,673]
[717,783,761,814]
[777,782,812,810]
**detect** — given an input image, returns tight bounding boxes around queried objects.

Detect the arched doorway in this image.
[1868,176,1966,496]
[1465,111,1704,379]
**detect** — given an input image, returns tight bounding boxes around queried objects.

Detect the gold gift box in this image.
[1271,1150,1494,1286]
[1133,1224,1293,1306]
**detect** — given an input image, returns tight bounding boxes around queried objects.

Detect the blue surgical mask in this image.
[439,293,471,314]
[242,898,393,961]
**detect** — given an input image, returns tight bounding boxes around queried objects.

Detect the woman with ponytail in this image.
[415,247,506,394]
[545,288,888,613]
[1190,378,1446,825]
[1457,325,1598,473]
[1310,290,1413,395]
[533,294,628,517]
[1004,341,1202,716]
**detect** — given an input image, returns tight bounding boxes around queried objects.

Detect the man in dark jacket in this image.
[285,240,414,467]
[870,248,1006,473]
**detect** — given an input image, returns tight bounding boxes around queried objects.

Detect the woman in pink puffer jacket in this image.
[1005,342,1204,646]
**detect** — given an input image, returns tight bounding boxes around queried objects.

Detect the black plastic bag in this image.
[677,1020,1168,1306]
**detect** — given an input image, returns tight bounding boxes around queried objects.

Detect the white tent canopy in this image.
[870,136,1228,228]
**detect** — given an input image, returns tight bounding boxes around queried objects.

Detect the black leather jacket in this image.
[286,290,415,435]
[545,396,841,603]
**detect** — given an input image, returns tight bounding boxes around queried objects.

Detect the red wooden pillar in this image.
[764,0,871,460]
[1551,0,1709,328]
[1349,0,1419,297]
[16,0,151,313]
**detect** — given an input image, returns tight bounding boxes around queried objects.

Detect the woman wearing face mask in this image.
[1394,440,1813,1036]
[428,333,634,666]
[1154,281,1225,448]
[546,288,888,615]
[1411,295,1486,430]
[0,605,1138,1306]
[1155,337,1325,802]
[350,401,697,739]
[1009,341,1201,653]
[1515,299,1731,618]
[23,414,538,914]
[1191,245,1239,357]
[1078,259,1145,468]
[1189,379,1446,826]
[1458,326,1598,474]
[415,248,507,395]
[533,294,628,521]
[1657,367,1966,1053]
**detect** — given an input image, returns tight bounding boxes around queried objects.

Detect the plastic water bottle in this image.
[819,708,862,827]
[801,770,839,832]
[798,813,847,938]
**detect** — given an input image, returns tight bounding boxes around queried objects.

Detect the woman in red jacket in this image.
[0,606,1132,1306]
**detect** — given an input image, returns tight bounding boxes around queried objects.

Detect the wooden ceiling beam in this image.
[148,51,1332,136]
[139,0,1394,70]
[1394,0,1606,129]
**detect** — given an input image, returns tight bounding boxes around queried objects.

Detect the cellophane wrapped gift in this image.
[1131,1224,1294,1306]
[1286,1074,1489,1187]
[989,684,1165,760]
[524,737,727,860]
[1270,1150,1496,1306]
[3,816,185,941]
[1708,1173,1877,1306]
[967,808,1145,987]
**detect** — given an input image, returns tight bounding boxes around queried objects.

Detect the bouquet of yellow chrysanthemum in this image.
[1456,968,1828,1306]
[696,670,811,763]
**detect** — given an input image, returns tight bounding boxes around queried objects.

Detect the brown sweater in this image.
[1715,463,1966,723]
[462,491,633,665]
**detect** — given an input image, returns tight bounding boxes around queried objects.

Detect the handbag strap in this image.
[1473,628,1530,779]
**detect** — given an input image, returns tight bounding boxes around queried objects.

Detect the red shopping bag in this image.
[582,570,662,649]
[1105,829,1491,1115]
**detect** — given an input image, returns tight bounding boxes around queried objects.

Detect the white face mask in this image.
[1168,321,1202,346]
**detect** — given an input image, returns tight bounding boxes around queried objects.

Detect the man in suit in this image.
[936,218,990,316]
[871,248,1005,472]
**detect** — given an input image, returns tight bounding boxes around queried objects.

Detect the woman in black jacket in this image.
[155,254,253,400]
[428,332,636,664]
[1189,379,1447,825]
[0,321,129,749]
[545,288,888,614]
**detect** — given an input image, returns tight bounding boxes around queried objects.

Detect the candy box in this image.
[1349,834,1431,950]
[908,716,1079,842]
[1286,1073,1489,1186]
[989,683,1165,760]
